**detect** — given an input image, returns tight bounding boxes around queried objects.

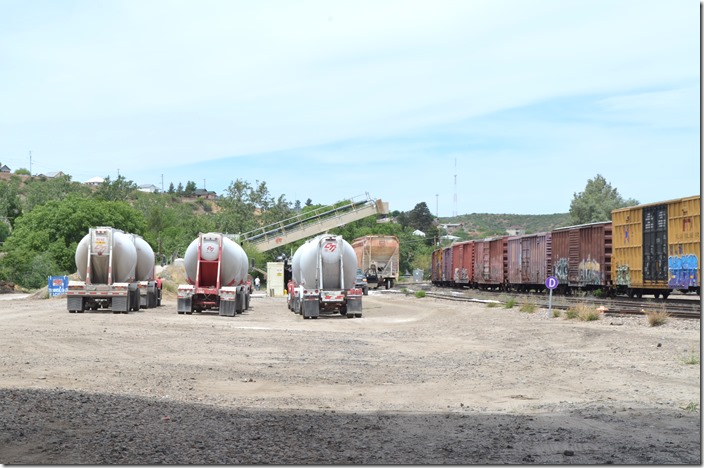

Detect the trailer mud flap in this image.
[220,300,236,317]
[112,296,128,312]
[302,298,320,318]
[67,296,84,313]
[347,296,362,316]
[177,297,192,314]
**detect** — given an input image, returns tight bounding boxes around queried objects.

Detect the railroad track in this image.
[393,285,701,320]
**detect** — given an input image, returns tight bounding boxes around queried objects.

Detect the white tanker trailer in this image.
[286,234,363,319]
[177,232,251,317]
[67,227,161,313]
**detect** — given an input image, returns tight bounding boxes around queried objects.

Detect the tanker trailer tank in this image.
[130,234,162,309]
[68,227,141,314]
[177,232,250,317]
[288,234,363,319]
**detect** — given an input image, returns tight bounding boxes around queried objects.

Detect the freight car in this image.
[506,232,552,293]
[473,236,508,290]
[451,240,475,288]
[351,235,400,289]
[431,194,700,300]
[612,195,700,298]
[552,221,612,294]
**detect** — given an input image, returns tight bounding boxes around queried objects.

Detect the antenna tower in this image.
[453,158,458,217]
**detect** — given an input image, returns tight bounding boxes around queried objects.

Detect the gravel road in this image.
[0,290,700,464]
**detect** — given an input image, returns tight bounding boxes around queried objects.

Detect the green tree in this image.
[569,174,638,224]
[96,175,138,202]
[0,176,22,227]
[168,182,175,194]
[184,181,197,196]
[406,202,438,245]
[14,168,30,175]
[0,195,146,288]
[22,174,90,212]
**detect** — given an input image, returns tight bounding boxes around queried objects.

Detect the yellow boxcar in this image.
[611,195,700,298]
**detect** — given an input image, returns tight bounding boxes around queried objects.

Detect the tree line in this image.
[0,171,635,289]
[0,173,440,289]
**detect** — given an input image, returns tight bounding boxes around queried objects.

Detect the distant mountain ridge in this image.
[439,212,573,240]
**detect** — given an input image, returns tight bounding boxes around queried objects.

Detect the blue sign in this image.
[48,276,69,297]
[545,276,559,290]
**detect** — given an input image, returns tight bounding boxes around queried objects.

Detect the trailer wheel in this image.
[346,313,354,318]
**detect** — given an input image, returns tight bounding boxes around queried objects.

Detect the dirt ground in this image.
[0,290,700,464]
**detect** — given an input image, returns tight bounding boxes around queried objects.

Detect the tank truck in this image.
[177,232,250,317]
[68,227,160,313]
[287,234,363,319]
[131,234,162,309]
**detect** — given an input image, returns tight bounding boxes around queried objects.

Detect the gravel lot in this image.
[0,290,700,464]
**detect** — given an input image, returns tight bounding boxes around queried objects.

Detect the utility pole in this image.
[436,193,439,218]
[29,150,32,175]
[161,174,164,192]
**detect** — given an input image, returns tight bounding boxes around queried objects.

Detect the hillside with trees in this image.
[439,212,572,240]
[0,170,637,289]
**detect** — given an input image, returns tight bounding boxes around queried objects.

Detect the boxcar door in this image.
[643,204,668,283]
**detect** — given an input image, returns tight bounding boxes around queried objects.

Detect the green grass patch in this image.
[683,401,699,413]
[519,302,537,313]
[414,290,426,298]
[682,349,700,365]
[564,303,602,321]
[503,298,516,309]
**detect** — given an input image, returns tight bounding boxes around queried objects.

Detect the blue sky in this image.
[0,0,699,216]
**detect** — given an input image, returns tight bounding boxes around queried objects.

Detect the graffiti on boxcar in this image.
[454,268,469,283]
[615,264,631,286]
[578,257,602,285]
[554,257,569,282]
[668,254,699,289]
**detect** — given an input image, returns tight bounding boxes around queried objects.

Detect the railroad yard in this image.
[0,290,700,464]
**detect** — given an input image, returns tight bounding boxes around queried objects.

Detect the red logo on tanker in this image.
[206,245,215,252]
[324,242,337,252]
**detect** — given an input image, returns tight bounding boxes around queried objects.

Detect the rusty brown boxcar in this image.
[506,232,552,292]
[451,240,475,287]
[441,245,453,286]
[473,236,508,290]
[431,248,443,285]
[612,195,700,298]
[551,221,612,293]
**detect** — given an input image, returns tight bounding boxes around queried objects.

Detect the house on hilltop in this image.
[0,165,10,173]
[138,184,160,193]
[194,188,217,200]
[85,176,104,186]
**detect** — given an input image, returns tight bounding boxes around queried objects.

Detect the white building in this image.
[85,176,104,186]
[138,184,160,193]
